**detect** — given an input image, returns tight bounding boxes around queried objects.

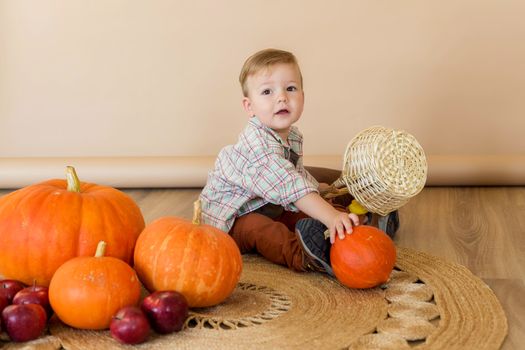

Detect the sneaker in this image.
[295,218,334,276]
[365,212,373,225]
[377,210,399,239]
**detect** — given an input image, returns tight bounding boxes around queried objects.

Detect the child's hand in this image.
[318,182,338,197]
[327,211,359,244]
[294,192,359,244]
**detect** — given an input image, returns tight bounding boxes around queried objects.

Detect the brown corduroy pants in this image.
[230,209,310,272]
[229,167,350,272]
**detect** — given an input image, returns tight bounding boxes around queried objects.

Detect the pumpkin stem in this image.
[192,200,202,225]
[66,166,81,192]
[95,241,107,258]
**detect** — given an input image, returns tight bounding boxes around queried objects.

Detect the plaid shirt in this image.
[200,116,319,232]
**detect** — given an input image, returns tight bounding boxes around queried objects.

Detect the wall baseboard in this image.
[1,155,524,189]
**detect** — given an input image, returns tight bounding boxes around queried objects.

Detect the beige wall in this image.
[1,1,524,187]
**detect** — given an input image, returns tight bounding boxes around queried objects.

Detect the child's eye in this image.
[287,86,297,91]
[261,89,271,95]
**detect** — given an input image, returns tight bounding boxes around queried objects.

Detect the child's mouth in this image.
[275,109,289,115]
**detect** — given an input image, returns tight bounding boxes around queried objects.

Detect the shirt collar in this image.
[249,116,301,148]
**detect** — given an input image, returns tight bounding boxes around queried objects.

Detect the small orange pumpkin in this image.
[134,200,242,308]
[0,166,145,286]
[49,241,141,330]
[330,225,396,289]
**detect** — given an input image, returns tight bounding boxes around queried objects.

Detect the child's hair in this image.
[239,48,303,97]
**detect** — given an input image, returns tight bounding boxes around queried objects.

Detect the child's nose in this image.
[277,92,288,103]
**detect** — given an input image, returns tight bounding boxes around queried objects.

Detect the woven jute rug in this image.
[2,247,507,350]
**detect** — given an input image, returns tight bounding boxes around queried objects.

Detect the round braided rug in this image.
[10,247,506,350]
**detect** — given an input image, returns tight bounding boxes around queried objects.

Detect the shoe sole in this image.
[378,211,399,239]
[295,227,334,277]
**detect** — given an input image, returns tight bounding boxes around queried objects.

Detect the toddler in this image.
[199,48,362,275]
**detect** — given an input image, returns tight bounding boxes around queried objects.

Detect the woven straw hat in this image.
[333,126,427,216]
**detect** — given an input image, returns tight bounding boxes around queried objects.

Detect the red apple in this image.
[110,306,150,344]
[13,285,52,318]
[2,304,47,342]
[141,291,189,334]
[0,293,8,332]
[0,293,8,313]
[0,279,26,303]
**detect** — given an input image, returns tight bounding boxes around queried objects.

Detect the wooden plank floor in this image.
[1,187,523,349]
[396,187,525,350]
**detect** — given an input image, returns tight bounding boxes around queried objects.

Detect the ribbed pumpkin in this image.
[49,241,141,330]
[330,225,396,289]
[0,166,145,286]
[134,200,242,308]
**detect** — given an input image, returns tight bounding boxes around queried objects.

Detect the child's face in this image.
[242,63,304,140]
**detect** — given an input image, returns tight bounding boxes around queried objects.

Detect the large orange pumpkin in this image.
[134,200,242,308]
[330,225,396,289]
[0,166,145,286]
[49,241,141,330]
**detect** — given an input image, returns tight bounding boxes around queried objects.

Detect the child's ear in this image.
[242,97,254,117]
